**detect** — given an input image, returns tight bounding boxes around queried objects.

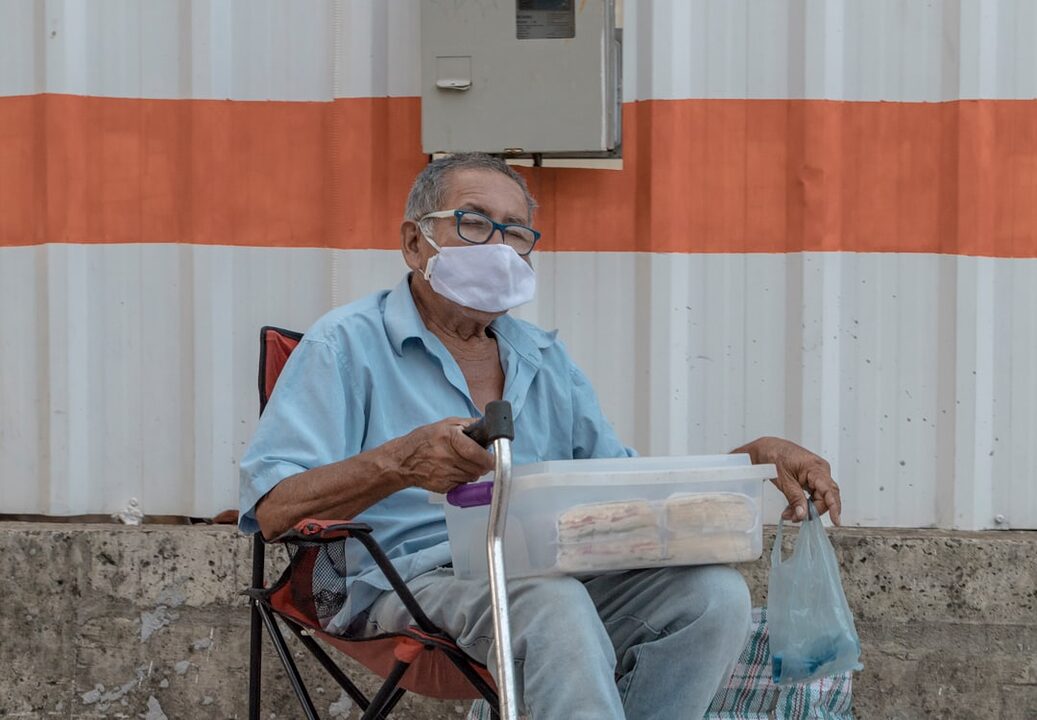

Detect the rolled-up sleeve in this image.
[238,338,364,534]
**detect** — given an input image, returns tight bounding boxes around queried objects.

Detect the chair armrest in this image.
[272,518,373,544]
[264,517,441,635]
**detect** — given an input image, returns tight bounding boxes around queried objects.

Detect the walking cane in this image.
[463,401,518,720]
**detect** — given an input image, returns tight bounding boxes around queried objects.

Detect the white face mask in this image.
[421,234,536,313]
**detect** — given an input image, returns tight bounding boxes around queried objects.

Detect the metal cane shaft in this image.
[486,437,518,720]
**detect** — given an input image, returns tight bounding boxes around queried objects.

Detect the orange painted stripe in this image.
[0,94,425,250]
[2,94,1036,257]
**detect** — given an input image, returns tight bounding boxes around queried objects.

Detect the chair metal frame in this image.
[245,326,502,720]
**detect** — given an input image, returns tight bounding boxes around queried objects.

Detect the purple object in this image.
[446,481,494,508]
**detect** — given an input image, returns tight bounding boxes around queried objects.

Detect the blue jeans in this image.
[361,565,751,719]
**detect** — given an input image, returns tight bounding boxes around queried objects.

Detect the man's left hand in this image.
[733,437,842,525]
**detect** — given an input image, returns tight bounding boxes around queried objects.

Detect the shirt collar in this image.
[384,275,431,356]
[383,274,557,361]
[490,313,557,365]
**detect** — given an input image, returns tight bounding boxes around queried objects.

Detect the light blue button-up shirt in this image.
[239,274,634,627]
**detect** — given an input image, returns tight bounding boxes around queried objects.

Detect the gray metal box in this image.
[421,0,621,157]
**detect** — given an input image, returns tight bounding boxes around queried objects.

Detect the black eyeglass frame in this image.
[420,209,542,256]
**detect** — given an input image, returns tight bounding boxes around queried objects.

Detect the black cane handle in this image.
[462,400,515,447]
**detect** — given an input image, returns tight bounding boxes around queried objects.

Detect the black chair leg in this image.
[380,687,407,717]
[258,602,322,720]
[248,537,266,720]
[284,618,371,712]
[248,599,264,720]
[359,660,410,720]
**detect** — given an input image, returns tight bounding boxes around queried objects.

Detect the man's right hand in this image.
[392,417,496,494]
[255,416,496,540]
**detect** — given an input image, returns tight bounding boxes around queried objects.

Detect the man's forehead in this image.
[443,168,528,217]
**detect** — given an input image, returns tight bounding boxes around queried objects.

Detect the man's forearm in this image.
[254,442,409,540]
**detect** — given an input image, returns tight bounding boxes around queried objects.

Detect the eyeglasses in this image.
[419,209,541,256]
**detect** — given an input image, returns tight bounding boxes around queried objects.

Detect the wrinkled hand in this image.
[394,417,495,494]
[734,437,842,525]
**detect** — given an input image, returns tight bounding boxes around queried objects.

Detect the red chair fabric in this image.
[249,326,499,717]
[259,326,303,413]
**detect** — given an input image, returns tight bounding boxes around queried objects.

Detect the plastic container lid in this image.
[441,454,774,508]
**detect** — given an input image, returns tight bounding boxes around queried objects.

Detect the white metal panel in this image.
[3,246,1037,527]
[0,0,41,97]
[5,0,1037,102]
[0,246,42,509]
[0,0,420,100]
[624,0,1037,101]
[0,244,333,516]
[333,0,421,98]
[999,260,1037,529]
[542,252,1037,530]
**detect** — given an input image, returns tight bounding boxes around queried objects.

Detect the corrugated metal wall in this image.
[1,0,1035,529]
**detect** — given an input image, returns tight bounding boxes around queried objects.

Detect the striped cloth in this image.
[465,608,854,720]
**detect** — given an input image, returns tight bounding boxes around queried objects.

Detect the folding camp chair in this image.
[245,326,512,720]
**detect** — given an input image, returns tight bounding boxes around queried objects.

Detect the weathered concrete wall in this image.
[1,522,1034,719]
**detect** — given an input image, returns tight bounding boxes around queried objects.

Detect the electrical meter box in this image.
[421,0,621,157]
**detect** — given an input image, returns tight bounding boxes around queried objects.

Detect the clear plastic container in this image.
[430,454,776,579]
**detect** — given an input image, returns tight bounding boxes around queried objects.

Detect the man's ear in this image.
[400,220,423,271]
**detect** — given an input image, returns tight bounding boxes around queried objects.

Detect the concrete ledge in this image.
[1,522,1034,719]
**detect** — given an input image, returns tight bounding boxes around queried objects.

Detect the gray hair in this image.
[404,152,538,223]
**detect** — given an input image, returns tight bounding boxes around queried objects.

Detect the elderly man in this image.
[239,153,842,719]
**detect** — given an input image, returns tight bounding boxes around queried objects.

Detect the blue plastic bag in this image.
[768,499,863,685]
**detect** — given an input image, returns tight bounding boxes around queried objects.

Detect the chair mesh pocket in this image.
[286,541,349,626]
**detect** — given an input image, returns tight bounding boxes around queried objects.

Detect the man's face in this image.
[402,167,533,275]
